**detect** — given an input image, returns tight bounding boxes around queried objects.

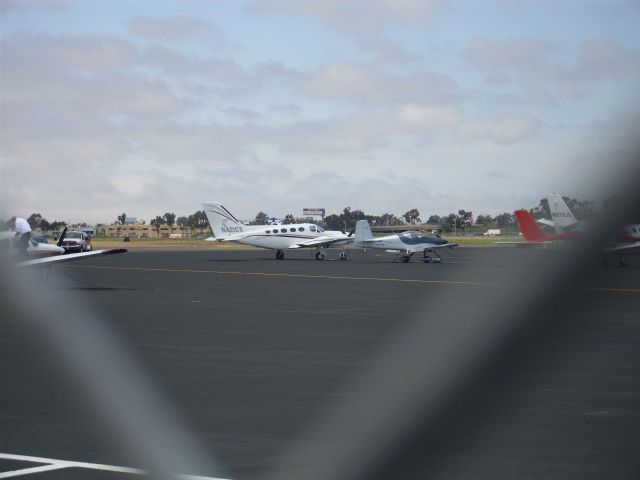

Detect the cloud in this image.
[578,39,640,80]
[128,16,222,41]
[468,37,553,70]
[467,37,640,103]
[296,62,461,105]
[251,0,445,33]
[3,33,136,71]
[358,37,421,65]
[142,45,261,95]
[486,170,511,179]
[1,0,69,11]
[268,113,388,154]
[394,105,542,144]
[455,115,542,145]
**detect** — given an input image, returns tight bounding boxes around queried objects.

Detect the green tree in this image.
[27,213,50,230]
[191,210,209,234]
[442,213,458,232]
[49,221,67,233]
[283,214,295,224]
[253,211,269,225]
[118,213,127,225]
[150,216,165,236]
[163,212,176,229]
[475,214,493,225]
[403,208,421,225]
[427,214,443,225]
[323,213,342,230]
[495,212,515,228]
[379,213,403,226]
[458,209,473,229]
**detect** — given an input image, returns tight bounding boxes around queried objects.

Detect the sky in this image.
[1,0,639,224]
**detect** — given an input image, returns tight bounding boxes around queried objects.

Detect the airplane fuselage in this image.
[358,233,450,253]
[228,223,347,250]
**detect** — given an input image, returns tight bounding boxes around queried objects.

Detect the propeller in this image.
[56,226,68,247]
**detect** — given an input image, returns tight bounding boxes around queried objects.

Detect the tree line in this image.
[115,211,210,235]
[10,196,600,237]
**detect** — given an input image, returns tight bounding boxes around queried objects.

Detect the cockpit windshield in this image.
[316,225,324,233]
[401,231,425,240]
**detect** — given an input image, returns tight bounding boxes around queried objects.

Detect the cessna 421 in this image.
[354,219,459,263]
[202,202,352,260]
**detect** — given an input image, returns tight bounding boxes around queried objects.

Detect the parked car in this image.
[60,231,92,253]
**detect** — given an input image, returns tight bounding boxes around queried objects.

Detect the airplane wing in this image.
[289,234,353,249]
[407,242,460,253]
[431,242,460,249]
[18,249,127,267]
[413,242,460,251]
[605,242,640,254]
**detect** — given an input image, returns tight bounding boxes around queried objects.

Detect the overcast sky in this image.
[1,0,639,224]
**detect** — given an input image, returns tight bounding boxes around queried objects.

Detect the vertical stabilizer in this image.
[514,209,548,242]
[547,193,577,231]
[202,202,245,239]
[354,220,373,246]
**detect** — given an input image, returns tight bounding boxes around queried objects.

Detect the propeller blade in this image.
[56,226,68,247]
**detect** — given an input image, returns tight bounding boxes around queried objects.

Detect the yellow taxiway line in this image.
[65,265,640,293]
[66,265,501,287]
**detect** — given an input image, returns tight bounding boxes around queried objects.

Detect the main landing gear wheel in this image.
[400,255,410,263]
[422,255,432,263]
[339,251,347,261]
[315,251,325,261]
[276,249,284,260]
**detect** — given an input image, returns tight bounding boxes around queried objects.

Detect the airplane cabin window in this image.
[298,227,304,232]
[281,228,287,233]
[266,230,270,234]
[310,225,317,232]
[290,228,296,232]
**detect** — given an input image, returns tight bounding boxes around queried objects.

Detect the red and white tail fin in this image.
[514,209,548,242]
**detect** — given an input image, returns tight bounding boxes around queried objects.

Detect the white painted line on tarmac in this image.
[0,453,230,479]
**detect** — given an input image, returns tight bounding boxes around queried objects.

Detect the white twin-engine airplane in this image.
[202,202,352,260]
[354,220,459,263]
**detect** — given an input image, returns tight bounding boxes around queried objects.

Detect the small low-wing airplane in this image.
[0,229,66,258]
[202,202,352,260]
[354,219,459,263]
[514,209,640,267]
[2,227,127,268]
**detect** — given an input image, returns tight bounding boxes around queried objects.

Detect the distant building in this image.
[124,217,137,225]
[95,223,194,239]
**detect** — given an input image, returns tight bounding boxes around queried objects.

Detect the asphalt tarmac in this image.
[1,247,639,479]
